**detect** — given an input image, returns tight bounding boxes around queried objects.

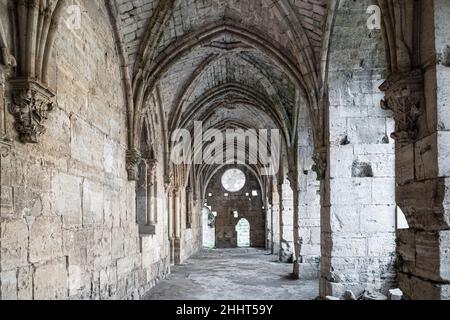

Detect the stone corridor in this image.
[1,0,450,301]
[144,249,318,300]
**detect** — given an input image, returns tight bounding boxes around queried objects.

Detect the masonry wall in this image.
[321,0,397,297]
[0,1,169,300]
[179,190,203,262]
[206,166,265,248]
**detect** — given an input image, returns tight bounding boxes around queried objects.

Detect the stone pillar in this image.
[298,152,321,280]
[146,160,156,225]
[186,187,193,229]
[168,187,175,265]
[321,0,397,297]
[270,181,281,255]
[288,170,300,278]
[279,176,294,263]
[386,0,450,300]
[173,188,181,265]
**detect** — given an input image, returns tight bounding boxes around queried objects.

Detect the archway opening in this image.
[236,218,251,248]
[204,165,265,249]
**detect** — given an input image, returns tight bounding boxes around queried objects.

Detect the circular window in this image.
[221,169,246,192]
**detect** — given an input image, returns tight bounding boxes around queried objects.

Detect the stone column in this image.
[279,176,294,263]
[173,188,181,264]
[321,0,397,298]
[146,160,156,225]
[186,187,192,229]
[288,170,300,279]
[271,180,281,255]
[168,187,175,265]
[384,0,450,300]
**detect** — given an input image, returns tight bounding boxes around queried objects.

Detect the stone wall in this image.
[0,1,170,300]
[206,166,265,248]
[179,193,203,262]
[321,0,397,297]
[297,104,321,280]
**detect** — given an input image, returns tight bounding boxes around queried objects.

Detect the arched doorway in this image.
[202,206,216,249]
[236,218,250,248]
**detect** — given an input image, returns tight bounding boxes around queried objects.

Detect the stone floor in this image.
[144,248,319,300]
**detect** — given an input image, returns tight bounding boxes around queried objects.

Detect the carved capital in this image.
[312,149,327,181]
[126,149,142,181]
[379,69,424,143]
[8,78,55,144]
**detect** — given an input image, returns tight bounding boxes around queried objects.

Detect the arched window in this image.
[136,121,157,235]
[236,218,250,248]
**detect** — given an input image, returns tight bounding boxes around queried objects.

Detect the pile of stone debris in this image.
[324,288,404,301]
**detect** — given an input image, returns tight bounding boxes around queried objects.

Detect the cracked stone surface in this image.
[144,248,319,300]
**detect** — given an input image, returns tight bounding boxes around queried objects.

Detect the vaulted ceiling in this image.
[108,0,329,183]
[115,0,327,134]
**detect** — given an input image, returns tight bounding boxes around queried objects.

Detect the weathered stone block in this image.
[415,230,450,282]
[397,178,449,230]
[360,205,396,233]
[367,234,396,257]
[82,179,104,226]
[117,255,139,279]
[372,178,395,205]
[328,236,367,257]
[68,265,83,297]
[70,116,105,169]
[33,260,68,300]
[17,266,33,300]
[0,270,18,300]
[112,228,125,260]
[330,178,372,205]
[415,134,438,181]
[399,272,450,300]
[13,186,43,217]
[29,216,63,264]
[1,219,29,271]
[396,144,415,184]
[329,146,354,178]
[397,229,416,274]
[330,205,361,233]
[52,173,82,227]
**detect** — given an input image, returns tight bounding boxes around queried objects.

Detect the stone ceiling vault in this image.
[108,0,329,179]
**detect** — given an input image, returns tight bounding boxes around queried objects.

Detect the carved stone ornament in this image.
[126,149,142,181]
[8,78,55,144]
[312,149,327,181]
[379,69,424,143]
